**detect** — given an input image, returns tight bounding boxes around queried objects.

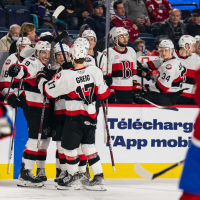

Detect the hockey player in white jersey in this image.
[8,41,51,187]
[103,27,139,104]
[0,37,31,106]
[141,40,186,106]
[36,43,110,191]
[82,30,107,71]
[195,35,200,57]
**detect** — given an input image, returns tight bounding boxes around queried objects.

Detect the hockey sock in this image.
[180,192,200,200]
[77,145,87,173]
[56,149,61,169]
[56,141,66,171]
[81,144,103,175]
[64,148,79,175]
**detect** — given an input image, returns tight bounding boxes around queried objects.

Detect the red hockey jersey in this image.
[110,15,139,43]
[145,0,172,23]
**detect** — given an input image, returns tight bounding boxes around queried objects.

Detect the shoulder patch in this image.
[56,72,61,79]
[85,57,92,62]
[5,59,11,65]
[166,64,172,70]
[103,51,107,56]
[29,57,36,61]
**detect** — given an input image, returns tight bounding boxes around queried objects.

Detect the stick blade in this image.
[52,6,65,18]
[134,163,154,180]
[162,107,179,111]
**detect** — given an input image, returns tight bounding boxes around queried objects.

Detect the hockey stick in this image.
[134,160,184,180]
[7,32,24,173]
[138,96,178,111]
[37,6,65,148]
[102,101,115,172]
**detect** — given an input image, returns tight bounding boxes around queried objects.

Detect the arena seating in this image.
[138,33,154,38]
[0,7,6,27]
[139,37,156,51]
[0,30,8,38]
[36,28,54,36]
[67,30,79,39]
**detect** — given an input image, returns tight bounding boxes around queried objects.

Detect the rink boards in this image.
[0,104,198,180]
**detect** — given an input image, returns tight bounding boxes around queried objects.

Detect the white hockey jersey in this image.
[15,57,50,112]
[103,46,137,98]
[38,66,110,129]
[0,53,23,103]
[84,51,107,72]
[149,57,186,94]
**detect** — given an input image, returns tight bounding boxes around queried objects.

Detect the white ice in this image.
[0,179,182,200]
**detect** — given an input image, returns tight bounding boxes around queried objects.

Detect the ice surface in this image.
[0,179,182,200]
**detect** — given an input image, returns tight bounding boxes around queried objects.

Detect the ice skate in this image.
[37,168,47,186]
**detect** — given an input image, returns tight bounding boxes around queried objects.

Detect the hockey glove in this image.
[133,83,142,98]
[108,93,117,103]
[36,71,49,85]
[7,94,20,108]
[62,62,73,70]
[8,64,20,77]
[143,84,149,92]
[103,75,112,87]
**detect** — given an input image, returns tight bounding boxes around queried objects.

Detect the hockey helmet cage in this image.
[70,43,87,60]
[73,37,90,51]
[178,35,196,50]
[158,39,174,52]
[54,43,70,55]
[16,37,31,48]
[82,30,97,42]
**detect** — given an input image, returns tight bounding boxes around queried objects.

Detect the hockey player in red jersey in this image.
[36,43,110,190]
[104,27,140,104]
[0,37,31,106]
[111,0,139,43]
[141,40,186,106]
[8,41,51,187]
[145,0,172,23]
[179,67,200,200]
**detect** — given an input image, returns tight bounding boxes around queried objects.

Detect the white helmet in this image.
[82,30,97,42]
[178,35,196,50]
[16,37,31,49]
[110,27,129,43]
[40,31,52,38]
[74,37,90,51]
[195,35,200,42]
[54,43,69,55]
[70,43,87,60]
[158,39,174,52]
[34,41,51,57]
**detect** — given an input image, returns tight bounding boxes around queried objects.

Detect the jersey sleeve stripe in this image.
[97,87,110,99]
[147,61,157,70]
[186,69,195,78]
[111,86,133,91]
[156,80,170,92]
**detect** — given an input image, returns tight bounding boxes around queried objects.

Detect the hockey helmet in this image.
[82,30,97,42]
[70,43,87,60]
[54,43,69,55]
[34,41,51,57]
[158,39,174,52]
[16,37,31,48]
[40,31,52,38]
[195,35,200,42]
[73,37,90,51]
[178,35,196,50]
[110,27,129,43]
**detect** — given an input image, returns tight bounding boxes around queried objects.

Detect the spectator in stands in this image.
[0,24,20,51]
[84,1,109,40]
[145,0,172,24]
[111,0,139,43]
[134,38,148,58]
[184,8,200,37]
[9,23,36,55]
[83,0,96,14]
[158,9,187,49]
[54,0,89,30]
[123,0,154,33]
[32,0,55,29]
[79,24,91,37]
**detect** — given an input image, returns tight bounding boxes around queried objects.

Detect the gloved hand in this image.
[133,89,142,99]
[143,84,149,92]
[103,75,112,87]
[133,83,142,99]
[7,94,20,108]
[8,64,20,77]
[62,62,73,70]
[36,70,49,85]
[108,93,117,103]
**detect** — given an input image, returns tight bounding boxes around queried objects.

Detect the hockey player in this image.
[82,30,107,71]
[141,40,186,106]
[8,41,51,187]
[0,37,31,106]
[179,67,200,200]
[195,35,200,57]
[104,27,139,104]
[145,0,172,23]
[36,43,110,190]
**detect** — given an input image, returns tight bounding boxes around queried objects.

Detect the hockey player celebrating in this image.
[36,43,110,191]
[104,27,139,104]
[0,37,31,106]
[82,30,107,71]
[179,67,200,200]
[142,40,186,106]
[8,41,51,187]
